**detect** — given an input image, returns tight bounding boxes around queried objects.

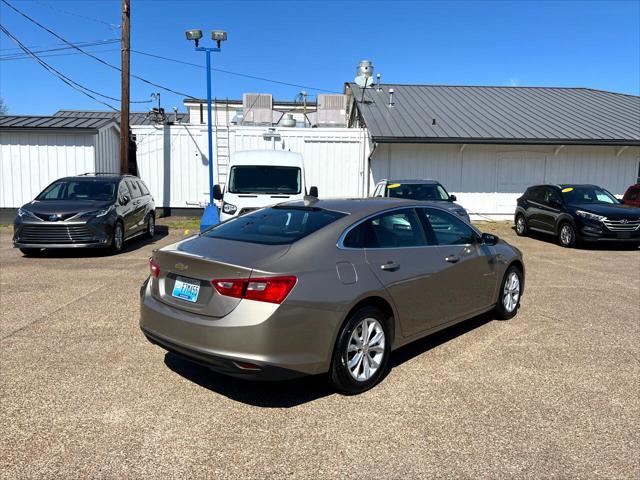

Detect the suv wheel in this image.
[558,222,576,248]
[146,214,155,238]
[111,222,124,253]
[515,214,528,236]
[330,306,391,395]
[495,266,522,320]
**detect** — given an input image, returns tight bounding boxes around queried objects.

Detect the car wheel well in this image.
[344,296,395,345]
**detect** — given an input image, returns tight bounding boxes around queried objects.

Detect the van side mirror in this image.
[480,233,498,246]
[449,194,457,202]
[120,194,130,205]
[213,184,223,201]
[309,186,318,198]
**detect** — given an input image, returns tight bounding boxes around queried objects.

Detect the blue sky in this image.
[1,0,639,115]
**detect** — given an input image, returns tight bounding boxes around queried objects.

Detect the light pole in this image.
[186,28,227,231]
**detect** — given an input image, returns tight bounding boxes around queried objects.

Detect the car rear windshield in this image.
[228,166,301,194]
[36,180,117,201]
[203,206,347,245]
[386,183,449,201]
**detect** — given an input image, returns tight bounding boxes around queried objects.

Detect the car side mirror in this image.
[120,195,130,205]
[213,184,223,201]
[449,194,457,202]
[480,232,498,246]
[309,186,318,198]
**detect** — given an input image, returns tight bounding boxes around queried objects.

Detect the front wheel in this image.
[329,306,391,395]
[494,266,523,320]
[146,214,155,239]
[111,222,124,253]
[558,222,577,248]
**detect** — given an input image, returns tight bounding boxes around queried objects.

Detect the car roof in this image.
[58,174,137,181]
[281,197,452,217]
[379,179,440,185]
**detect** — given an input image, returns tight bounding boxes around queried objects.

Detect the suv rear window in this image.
[204,206,347,245]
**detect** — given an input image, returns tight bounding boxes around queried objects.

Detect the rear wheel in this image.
[558,222,576,248]
[111,222,124,253]
[495,266,523,320]
[146,214,155,239]
[330,306,391,395]
[515,214,528,236]
[19,247,41,257]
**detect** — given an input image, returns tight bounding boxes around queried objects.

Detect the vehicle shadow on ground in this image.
[164,311,495,408]
[20,226,170,258]
[520,227,639,251]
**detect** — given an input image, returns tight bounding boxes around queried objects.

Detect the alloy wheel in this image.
[560,224,573,246]
[148,216,155,237]
[114,224,123,250]
[346,318,385,382]
[516,216,525,234]
[502,271,520,313]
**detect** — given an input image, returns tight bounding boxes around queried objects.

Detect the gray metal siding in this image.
[350,84,640,145]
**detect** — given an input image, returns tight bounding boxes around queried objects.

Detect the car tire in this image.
[111,221,124,253]
[558,222,577,248]
[19,247,41,257]
[515,214,528,236]
[146,213,155,239]
[495,265,523,320]
[329,306,391,395]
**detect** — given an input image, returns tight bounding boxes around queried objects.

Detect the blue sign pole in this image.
[196,46,221,231]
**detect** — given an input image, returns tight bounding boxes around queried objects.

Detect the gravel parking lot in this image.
[1,221,638,479]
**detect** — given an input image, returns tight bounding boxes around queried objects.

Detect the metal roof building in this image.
[346,83,640,219]
[0,115,120,209]
[53,110,190,126]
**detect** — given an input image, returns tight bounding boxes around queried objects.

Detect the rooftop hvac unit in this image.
[242,93,273,125]
[317,94,347,127]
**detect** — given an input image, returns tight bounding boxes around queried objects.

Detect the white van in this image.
[213,150,317,221]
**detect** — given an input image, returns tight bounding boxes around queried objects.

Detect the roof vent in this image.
[242,93,272,125]
[388,88,395,107]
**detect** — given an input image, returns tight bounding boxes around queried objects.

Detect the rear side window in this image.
[204,207,346,245]
[343,209,427,248]
[127,180,141,198]
[527,187,544,203]
[137,180,150,196]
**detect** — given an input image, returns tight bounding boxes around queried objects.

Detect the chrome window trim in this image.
[336,204,480,250]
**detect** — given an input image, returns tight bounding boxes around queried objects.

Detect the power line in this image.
[0,39,119,60]
[0,38,119,52]
[131,49,340,94]
[0,47,121,61]
[34,0,120,30]
[0,24,118,110]
[1,0,195,98]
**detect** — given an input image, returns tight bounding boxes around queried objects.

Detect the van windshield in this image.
[228,166,301,194]
[36,179,117,201]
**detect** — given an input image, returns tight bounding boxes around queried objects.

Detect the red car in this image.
[622,184,640,207]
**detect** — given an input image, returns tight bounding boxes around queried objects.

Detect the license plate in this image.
[172,276,201,302]
[617,232,631,239]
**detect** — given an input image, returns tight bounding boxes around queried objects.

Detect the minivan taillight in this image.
[212,276,297,304]
[149,257,160,278]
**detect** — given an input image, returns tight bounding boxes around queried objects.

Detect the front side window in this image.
[544,188,562,206]
[204,206,346,245]
[137,180,150,196]
[562,186,620,205]
[343,208,427,248]
[228,166,301,194]
[127,180,141,198]
[386,183,450,201]
[36,180,116,201]
[421,208,476,245]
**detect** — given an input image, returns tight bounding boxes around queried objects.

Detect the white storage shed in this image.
[0,115,120,209]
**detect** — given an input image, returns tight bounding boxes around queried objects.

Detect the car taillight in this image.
[211,276,297,304]
[149,257,160,278]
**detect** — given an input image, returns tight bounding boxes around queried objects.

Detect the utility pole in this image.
[119,0,130,174]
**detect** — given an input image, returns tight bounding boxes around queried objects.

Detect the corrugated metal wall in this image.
[94,125,120,173]
[0,131,96,208]
[371,143,640,219]
[132,125,367,208]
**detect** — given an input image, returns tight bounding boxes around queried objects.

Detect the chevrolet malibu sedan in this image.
[140,198,525,394]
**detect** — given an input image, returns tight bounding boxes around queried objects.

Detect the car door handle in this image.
[380,262,400,271]
[445,255,459,263]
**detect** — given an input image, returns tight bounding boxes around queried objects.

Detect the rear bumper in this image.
[139,279,341,378]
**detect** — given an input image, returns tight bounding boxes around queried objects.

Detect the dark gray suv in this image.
[13,173,155,255]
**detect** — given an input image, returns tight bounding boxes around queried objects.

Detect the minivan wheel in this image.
[146,214,155,238]
[495,266,522,320]
[19,247,41,257]
[515,214,528,236]
[111,222,124,253]
[330,306,391,395]
[558,222,576,248]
